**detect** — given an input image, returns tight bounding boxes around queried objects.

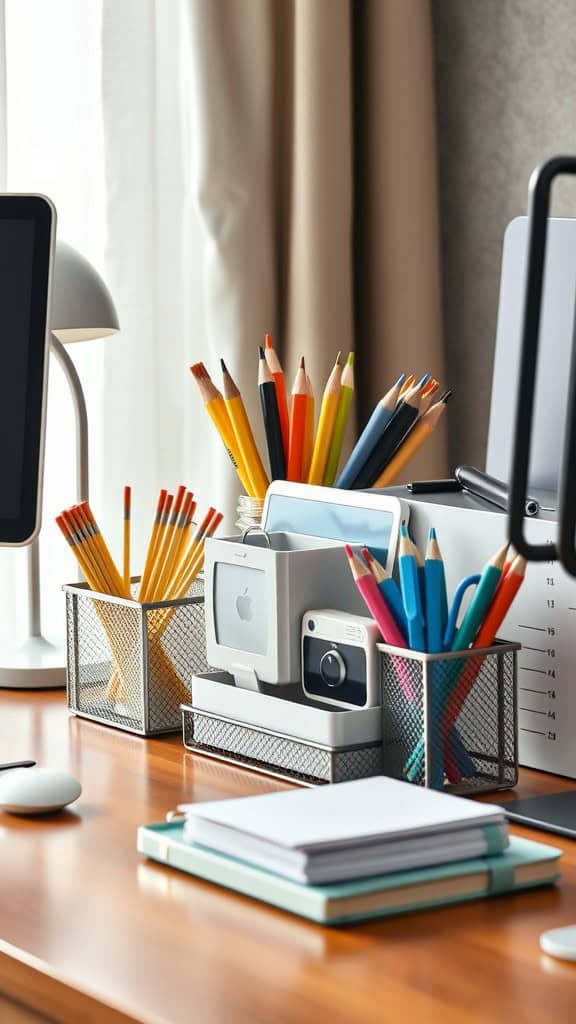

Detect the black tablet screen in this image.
[0,197,54,542]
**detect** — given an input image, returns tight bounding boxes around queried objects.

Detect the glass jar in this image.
[235,494,265,533]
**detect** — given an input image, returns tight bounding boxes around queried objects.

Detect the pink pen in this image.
[344,545,414,700]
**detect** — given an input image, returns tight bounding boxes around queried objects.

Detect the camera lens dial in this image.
[319,649,346,687]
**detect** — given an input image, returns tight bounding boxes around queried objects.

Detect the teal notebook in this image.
[137,822,561,926]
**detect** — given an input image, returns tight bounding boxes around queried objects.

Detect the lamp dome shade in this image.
[51,240,120,343]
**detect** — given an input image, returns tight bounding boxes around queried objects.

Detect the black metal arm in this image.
[509,156,576,570]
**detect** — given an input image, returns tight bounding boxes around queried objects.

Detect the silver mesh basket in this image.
[181,707,384,786]
[379,640,519,794]
[64,578,208,735]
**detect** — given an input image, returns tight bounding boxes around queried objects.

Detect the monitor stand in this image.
[0,539,65,689]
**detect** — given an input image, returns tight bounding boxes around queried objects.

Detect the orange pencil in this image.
[287,357,308,482]
[264,334,290,461]
[303,374,315,480]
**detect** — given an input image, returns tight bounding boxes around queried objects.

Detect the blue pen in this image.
[398,525,426,651]
[336,374,406,489]
[361,547,407,638]
[424,528,448,653]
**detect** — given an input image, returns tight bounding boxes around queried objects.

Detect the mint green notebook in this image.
[137,822,561,926]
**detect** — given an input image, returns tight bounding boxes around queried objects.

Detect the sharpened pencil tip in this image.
[336,351,343,365]
[299,356,305,370]
[258,346,265,359]
[396,373,406,387]
[418,373,430,387]
[220,358,228,373]
[441,389,453,403]
[346,351,355,366]
[265,334,273,349]
[344,544,354,558]
[429,527,436,540]
[400,524,409,537]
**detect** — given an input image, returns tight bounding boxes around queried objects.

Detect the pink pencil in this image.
[344,545,414,700]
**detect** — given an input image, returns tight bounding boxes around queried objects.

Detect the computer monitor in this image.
[0,195,56,544]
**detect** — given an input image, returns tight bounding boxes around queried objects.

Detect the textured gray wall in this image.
[433,0,576,470]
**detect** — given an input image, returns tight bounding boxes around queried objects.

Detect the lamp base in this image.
[0,635,66,689]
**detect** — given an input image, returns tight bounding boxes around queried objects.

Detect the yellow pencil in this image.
[123,486,131,591]
[372,391,452,487]
[307,353,343,485]
[190,363,254,496]
[153,490,194,600]
[323,352,354,486]
[139,492,174,601]
[172,511,223,600]
[139,490,167,597]
[221,359,269,499]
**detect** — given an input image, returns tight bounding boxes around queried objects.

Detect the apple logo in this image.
[236,587,253,622]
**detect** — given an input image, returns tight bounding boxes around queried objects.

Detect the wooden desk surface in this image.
[1,692,576,1024]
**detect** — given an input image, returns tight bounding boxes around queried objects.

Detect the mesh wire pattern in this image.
[65,579,209,735]
[379,641,519,794]
[182,707,384,785]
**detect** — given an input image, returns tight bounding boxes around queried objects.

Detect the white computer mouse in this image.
[0,767,81,815]
[540,925,576,961]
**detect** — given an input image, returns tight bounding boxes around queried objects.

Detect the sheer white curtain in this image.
[0,0,226,644]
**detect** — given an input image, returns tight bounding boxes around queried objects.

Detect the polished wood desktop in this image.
[1,691,576,1023]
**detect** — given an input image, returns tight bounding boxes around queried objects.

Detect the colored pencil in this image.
[345,545,414,702]
[398,374,415,398]
[264,334,290,461]
[450,542,509,652]
[258,346,286,481]
[323,352,355,486]
[287,357,308,482]
[424,527,448,653]
[123,486,131,591]
[336,373,406,489]
[190,363,253,496]
[353,379,426,490]
[221,359,270,500]
[308,354,343,485]
[303,374,315,480]
[372,392,452,488]
[398,525,426,652]
[361,547,407,637]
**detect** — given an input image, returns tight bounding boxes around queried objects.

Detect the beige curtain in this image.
[187,0,446,516]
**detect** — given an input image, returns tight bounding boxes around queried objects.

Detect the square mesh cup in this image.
[379,640,519,794]
[65,579,208,735]
[181,707,384,786]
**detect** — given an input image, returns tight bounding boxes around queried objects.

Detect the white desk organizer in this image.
[204,528,363,689]
[182,672,384,785]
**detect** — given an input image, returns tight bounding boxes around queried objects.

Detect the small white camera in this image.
[301,610,381,709]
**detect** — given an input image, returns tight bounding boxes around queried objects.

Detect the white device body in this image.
[301,609,381,710]
[204,532,365,688]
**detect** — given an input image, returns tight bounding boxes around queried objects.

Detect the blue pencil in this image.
[336,374,406,489]
[398,526,426,652]
[361,547,408,638]
[424,528,448,653]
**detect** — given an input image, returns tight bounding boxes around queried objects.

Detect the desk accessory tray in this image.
[182,671,384,786]
[379,640,520,794]
[64,578,208,735]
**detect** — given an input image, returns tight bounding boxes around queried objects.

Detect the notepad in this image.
[178,776,509,884]
[138,824,561,926]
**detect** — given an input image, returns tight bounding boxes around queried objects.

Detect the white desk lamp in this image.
[0,240,119,688]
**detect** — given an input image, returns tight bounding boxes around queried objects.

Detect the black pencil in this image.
[258,346,286,480]
[351,381,424,489]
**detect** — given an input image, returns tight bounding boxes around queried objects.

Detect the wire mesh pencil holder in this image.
[64,578,208,736]
[379,639,519,794]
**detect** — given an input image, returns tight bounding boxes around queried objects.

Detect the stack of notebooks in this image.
[138,777,561,926]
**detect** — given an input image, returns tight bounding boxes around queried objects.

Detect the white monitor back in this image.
[486,216,576,491]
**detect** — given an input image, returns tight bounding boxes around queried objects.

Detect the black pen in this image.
[455,465,540,517]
